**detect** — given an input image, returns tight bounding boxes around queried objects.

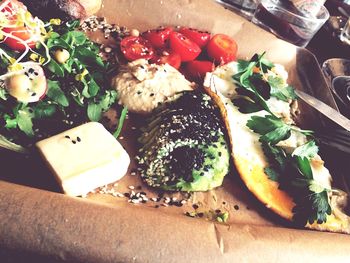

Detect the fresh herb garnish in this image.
[268,75,297,102]
[232,53,297,115]
[233,52,331,225]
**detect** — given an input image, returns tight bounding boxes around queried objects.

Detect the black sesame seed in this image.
[124,193,130,198]
[72,140,76,144]
[215,209,221,214]
[192,204,199,210]
[65,135,70,139]
[234,205,239,210]
[155,205,160,208]
[77,136,81,142]
[197,212,204,218]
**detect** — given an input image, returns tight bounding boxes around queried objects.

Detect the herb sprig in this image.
[233,53,331,225]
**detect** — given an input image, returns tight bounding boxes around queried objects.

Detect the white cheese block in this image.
[36,122,130,196]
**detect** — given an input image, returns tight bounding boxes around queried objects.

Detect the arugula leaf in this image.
[87,91,117,122]
[69,31,87,45]
[47,59,65,77]
[46,80,69,107]
[4,114,17,129]
[0,86,7,101]
[99,90,118,111]
[17,108,34,136]
[47,38,71,51]
[34,102,57,118]
[87,102,102,122]
[75,46,104,68]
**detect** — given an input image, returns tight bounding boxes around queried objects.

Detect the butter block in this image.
[36,122,130,196]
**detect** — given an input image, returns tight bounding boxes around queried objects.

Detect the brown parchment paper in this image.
[0,0,349,262]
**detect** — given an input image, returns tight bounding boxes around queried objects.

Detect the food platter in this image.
[1,0,350,262]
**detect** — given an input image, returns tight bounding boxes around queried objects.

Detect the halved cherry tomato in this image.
[120,36,155,61]
[169,32,201,62]
[179,28,211,48]
[1,0,39,51]
[152,51,181,69]
[206,34,238,65]
[183,60,214,81]
[2,27,37,51]
[142,27,173,49]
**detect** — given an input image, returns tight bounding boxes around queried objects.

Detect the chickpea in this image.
[54,49,70,64]
[130,29,140,37]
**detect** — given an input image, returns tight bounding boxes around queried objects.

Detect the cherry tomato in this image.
[120,36,155,61]
[206,34,238,64]
[152,51,181,69]
[179,28,210,48]
[1,0,39,51]
[169,31,201,62]
[183,60,214,81]
[142,27,173,49]
[2,27,37,51]
[0,0,25,17]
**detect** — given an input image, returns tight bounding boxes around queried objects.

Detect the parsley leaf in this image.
[268,75,297,102]
[264,167,280,182]
[247,115,291,144]
[232,97,264,113]
[292,140,318,159]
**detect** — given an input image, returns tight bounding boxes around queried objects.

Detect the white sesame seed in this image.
[129,186,135,190]
[104,47,112,53]
[130,29,140,37]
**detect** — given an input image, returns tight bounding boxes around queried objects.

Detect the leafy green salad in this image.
[0,1,120,151]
